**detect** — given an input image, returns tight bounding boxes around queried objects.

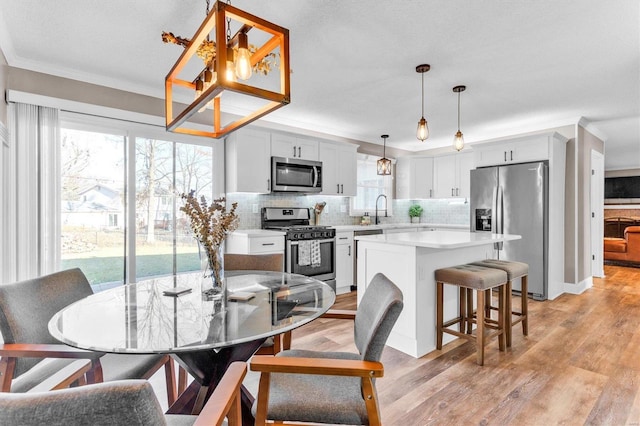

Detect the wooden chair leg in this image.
[466,288,474,334]
[498,285,506,352]
[459,287,467,333]
[164,357,177,406]
[505,280,513,348]
[0,357,16,392]
[282,330,292,351]
[521,275,529,336]
[436,281,444,350]
[178,367,188,396]
[476,289,485,366]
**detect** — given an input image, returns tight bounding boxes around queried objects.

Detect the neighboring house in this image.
[62,184,123,229]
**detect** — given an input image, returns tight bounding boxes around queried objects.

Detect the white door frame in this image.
[590,150,604,278]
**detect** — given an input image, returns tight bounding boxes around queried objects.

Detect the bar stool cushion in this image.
[470,259,529,280]
[434,265,507,290]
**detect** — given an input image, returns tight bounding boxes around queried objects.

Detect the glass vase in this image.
[199,242,226,310]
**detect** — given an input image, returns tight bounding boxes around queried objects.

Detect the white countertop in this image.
[332,223,470,232]
[354,230,521,249]
[230,229,286,236]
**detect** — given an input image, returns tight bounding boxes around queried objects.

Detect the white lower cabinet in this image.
[335,231,354,294]
[226,231,285,255]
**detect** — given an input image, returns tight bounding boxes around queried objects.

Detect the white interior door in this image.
[590,150,604,278]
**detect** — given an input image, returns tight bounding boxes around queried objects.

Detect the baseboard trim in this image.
[563,277,593,295]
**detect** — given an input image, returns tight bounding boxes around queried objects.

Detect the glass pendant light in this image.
[452,85,466,151]
[235,32,252,80]
[416,64,430,141]
[377,134,392,175]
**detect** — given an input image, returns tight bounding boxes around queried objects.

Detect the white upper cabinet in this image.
[396,157,434,199]
[474,135,549,167]
[271,133,319,161]
[433,151,474,198]
[319,142,357,196]
[225,128,271,193]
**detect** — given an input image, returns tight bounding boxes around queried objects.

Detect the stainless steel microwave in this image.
[271,156,322,193]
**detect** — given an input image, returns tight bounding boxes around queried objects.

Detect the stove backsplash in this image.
[226,193,470,230]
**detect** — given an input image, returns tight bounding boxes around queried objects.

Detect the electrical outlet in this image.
[340,204,347,213]
[252,204,258,214]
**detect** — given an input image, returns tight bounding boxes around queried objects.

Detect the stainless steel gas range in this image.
[261,207,336,292]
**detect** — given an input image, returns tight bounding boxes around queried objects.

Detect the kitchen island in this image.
[355,230,521,358]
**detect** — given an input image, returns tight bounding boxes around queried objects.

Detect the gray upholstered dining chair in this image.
[250,272,404,426]
[0,360,247,426]
[0,268,177,405]
[224,253,289,354]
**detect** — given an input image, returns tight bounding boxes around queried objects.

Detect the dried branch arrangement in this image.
[180,191,239,287]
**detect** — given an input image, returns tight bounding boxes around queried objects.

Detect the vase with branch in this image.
[180,191,239,306]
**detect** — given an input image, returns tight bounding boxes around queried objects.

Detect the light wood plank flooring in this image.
[249,265,640,425]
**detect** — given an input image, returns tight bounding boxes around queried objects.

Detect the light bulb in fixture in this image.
[452,85,466,151]
[453,131,465,151]
[235,32,252,80]
[226,46,236,82]
[417,117,429,141]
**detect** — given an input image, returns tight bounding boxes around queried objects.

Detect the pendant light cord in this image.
[457,90,461,131]
[421,73,425,117]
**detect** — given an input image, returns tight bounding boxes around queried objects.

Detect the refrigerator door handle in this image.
[494,186,504,252]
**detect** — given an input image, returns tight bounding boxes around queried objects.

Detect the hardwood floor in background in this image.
[266,265,640,425]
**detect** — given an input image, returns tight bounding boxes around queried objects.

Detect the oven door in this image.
[271,156,322,193]
[286,238,336,282]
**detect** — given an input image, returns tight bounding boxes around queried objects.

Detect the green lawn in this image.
[61,253,201,286]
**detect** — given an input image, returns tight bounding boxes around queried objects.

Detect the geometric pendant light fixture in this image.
[163,1,290,139]
[377,134,392,175]
[416,64,431,141]
[452,85,466,151]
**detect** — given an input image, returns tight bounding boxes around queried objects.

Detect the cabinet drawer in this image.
[249,237,285,253]
[336,231,354,245]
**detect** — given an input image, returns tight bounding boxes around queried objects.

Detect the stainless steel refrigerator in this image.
[470,161,548,300]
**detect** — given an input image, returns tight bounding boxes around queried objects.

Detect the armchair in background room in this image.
[250,272,403,426]
[0,268,177,406]
[604,226,640,264]
[0,361,247,426]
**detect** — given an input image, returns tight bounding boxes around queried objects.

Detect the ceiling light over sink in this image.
[416,64,431,141]
[377,134,392,176]
[162,0,290,139]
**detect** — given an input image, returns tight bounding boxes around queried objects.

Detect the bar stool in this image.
[435,264,508,366]
[471,259,529,347]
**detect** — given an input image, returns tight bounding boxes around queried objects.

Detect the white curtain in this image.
[2,103,60,282]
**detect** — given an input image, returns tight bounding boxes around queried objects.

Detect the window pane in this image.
[351,155,393,214]
[175,143,213,274]
[135,139,214,280]
[135,138,174,280]
[60,128,126,290]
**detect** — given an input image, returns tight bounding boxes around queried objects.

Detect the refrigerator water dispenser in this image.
[475,209,492,231]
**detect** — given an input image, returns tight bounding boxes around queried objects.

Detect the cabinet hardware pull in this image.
[267,179,270,191]
[451,188,454,196]
[429,189,432,198]
[339,237,348,240]
[510,150,513,161]
[340,184,344,194]
[262,243,275,246]
[456,188,459,196]
[337,184,340,193]
[348,246,351,256]
[298,146,301,157]
[293,146,296,157]
[504,151,507,162]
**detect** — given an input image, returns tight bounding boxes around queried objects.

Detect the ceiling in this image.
[0,1,638,170]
